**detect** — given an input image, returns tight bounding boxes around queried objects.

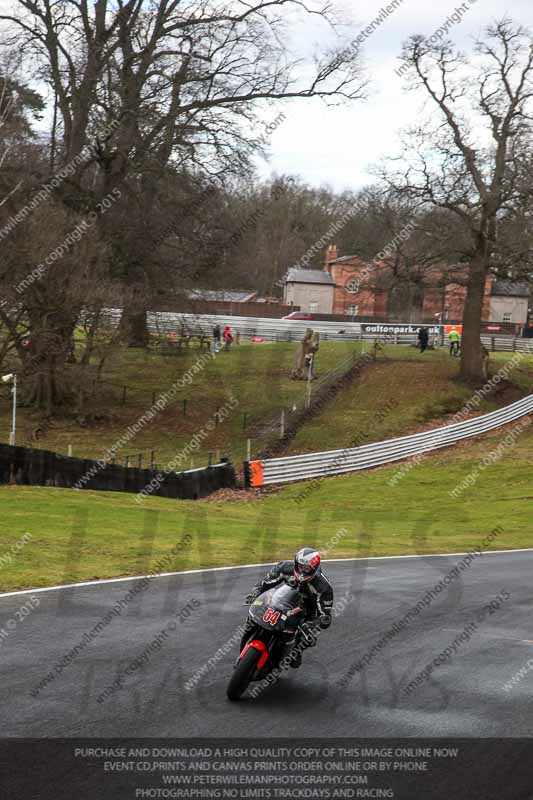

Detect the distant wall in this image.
[0,444,236,500]
[154,301,297,318]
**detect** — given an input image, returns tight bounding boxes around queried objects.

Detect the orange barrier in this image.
[249,460,265,488]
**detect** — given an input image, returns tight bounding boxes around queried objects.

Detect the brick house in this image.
[322,245,529,325]
[324,246,388,318]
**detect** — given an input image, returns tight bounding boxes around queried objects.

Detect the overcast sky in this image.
[255,0,532,192]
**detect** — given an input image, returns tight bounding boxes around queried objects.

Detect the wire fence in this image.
[246,348,371,461]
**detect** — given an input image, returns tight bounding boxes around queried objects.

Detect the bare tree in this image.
[383,18,533,382]
[1,0,367,346]
[0,70,43,372]
[222,176,345,295]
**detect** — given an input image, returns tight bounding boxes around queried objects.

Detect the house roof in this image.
[490,281,530,298]
[255,296,281,303]
[187,289,257,302]
[285,268,336,286]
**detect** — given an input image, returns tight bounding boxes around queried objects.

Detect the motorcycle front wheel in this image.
[227,647,261,701]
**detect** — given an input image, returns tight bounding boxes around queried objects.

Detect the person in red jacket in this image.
[223,325,234,351]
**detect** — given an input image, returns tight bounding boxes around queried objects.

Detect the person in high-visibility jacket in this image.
[448,327,461,357]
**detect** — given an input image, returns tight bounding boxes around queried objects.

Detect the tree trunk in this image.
[119,306,149,347]
[81,308,101,365]
[459,253,487,384]
[23,309,78,410]
[25,354,63,413]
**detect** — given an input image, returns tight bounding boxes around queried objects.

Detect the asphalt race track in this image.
[2,550,533,737]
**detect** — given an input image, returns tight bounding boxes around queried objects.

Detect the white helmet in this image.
[294,547,321,583]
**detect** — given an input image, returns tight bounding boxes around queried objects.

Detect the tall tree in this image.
[223,176,345,295]
[384,18,533,382]
[1,0,367,347]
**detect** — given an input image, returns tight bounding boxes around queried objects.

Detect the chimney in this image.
[325,244,338,271]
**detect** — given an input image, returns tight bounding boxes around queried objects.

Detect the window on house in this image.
[345,278,360,294]
[346,304,358,316]
[309,302,318,312]
[502,312,511,323]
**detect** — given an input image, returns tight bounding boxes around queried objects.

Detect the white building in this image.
[283,268,336,314]
[489,281,529,325]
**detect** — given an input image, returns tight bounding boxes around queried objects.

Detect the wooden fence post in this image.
[305,356,313,409]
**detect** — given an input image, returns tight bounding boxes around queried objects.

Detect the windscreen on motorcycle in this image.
[249,582,305,631]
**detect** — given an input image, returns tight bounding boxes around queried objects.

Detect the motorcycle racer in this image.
[244,547,333,667]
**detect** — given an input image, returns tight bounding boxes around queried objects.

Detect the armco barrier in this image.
[244,394,533,487]
[0,444,236,500]
[103,309,533,352]
[103,309,363,342]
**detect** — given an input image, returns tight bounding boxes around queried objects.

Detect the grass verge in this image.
[1,346,531,592]
[2,414,532,592]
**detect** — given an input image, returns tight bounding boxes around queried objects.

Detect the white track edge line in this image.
[1,547,533,600]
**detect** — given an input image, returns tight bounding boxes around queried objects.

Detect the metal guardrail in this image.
[244,393,533,487]
[103,309,364,341]
[103,309,533,351]
[481,336,533,354]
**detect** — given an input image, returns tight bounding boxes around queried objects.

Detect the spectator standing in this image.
[223,325,234,351]
[213,323,221,353]
[418,326,429,353]
[448,327,461,357]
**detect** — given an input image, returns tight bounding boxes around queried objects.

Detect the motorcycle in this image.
[226,577,329,701]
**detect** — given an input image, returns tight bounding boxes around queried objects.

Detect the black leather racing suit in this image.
[241,560,334,652]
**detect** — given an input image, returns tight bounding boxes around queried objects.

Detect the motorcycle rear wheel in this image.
[227,648,261,701]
